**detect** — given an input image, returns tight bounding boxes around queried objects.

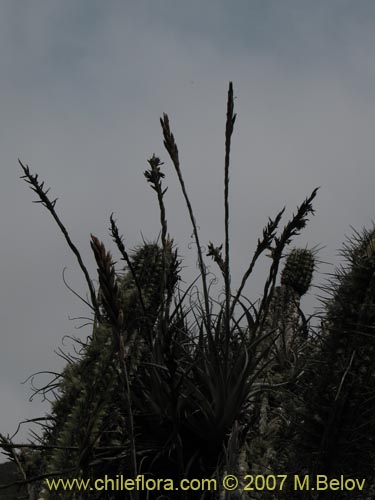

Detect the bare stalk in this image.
[144,155,170,335]
[224,82,236,360]
[109,214,148,321]
[90,236,138,492]
[19,160,100,319]
[160,114,212,336]
[230,208,285,317]
[255,188,319,334]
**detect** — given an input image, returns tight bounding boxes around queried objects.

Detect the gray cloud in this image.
[1,0,375,454]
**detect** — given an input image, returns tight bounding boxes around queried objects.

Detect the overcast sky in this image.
[1,0,375,457]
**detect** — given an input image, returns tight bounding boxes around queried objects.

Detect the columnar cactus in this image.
[266,247,315,357]
[244,248,315,488]
[35,242,179,500]
[288,227,375,499]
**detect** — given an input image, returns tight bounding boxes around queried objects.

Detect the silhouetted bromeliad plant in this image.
[0,83,319,500]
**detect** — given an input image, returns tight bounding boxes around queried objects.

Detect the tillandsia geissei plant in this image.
[0,83,316,500]
[3,82,374,500]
